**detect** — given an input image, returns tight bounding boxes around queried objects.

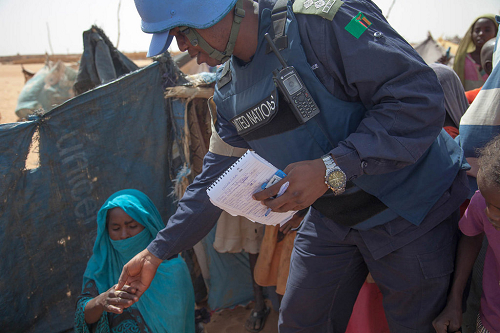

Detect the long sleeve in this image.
[147,151,240,260]
[296,0,445,180]
[75,280,109,333]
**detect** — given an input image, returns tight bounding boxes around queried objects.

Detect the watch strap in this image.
[321,154,346,195]
[322,154,336,169]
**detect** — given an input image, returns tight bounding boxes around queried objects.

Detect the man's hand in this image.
[116,248,162,299]
[432,300,462,333]
[253,158,328,213]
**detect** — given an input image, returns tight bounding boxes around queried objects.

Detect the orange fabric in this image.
[254,225,296,295]
[465,87,482,104]
[345,282,390,333]
[444,126,459,139]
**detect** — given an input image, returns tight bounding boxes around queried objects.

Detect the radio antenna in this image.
[264,33,288,68]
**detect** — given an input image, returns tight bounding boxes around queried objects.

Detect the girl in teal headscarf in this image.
[75,189,195,333]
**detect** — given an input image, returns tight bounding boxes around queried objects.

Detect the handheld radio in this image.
[265,33,320,124]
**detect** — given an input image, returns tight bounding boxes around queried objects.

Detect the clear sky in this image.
[0,0,498,57]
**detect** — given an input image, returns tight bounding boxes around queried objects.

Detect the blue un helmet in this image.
[134,0,244,62]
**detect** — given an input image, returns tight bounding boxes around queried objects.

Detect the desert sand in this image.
[0,63,45,124]
[206,301,279,333]
[0,60,279,333]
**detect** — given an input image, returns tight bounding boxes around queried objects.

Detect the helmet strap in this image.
[179,0,245,63]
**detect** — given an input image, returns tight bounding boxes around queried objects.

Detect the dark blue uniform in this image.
[148,0,469,332]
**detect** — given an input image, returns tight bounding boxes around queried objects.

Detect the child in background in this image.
[433,135,500,333]
[453,16,498,91]
[465,39,496,104]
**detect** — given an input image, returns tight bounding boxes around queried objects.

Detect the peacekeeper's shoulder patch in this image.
[345,12,372,39]
[230,90,277,136]
[292,0,344,21]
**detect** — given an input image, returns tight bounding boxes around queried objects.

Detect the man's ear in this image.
[484,60,493,76]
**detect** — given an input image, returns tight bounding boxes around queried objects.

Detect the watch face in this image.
[327,170,346,189]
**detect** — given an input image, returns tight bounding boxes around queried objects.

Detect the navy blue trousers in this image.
[279,208,459,333]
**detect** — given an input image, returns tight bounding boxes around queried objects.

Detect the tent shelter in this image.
[414,32,446,64]
[0,52,254,332]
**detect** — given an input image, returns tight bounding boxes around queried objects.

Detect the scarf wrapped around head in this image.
[83,189,195,333]
[430,63,469,128]
[453,15,498,88]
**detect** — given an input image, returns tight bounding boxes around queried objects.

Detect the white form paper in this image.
[207,151,296,226]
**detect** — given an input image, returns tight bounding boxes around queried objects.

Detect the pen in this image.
[265,181,289,217]
[261,169,287,190]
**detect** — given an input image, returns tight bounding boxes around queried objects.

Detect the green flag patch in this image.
[345,12,372,39]
[293,0,344,21]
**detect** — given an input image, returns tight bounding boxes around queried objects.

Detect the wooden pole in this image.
[386,0,397,20]
[46,22,54,55]
[116,0,122,49]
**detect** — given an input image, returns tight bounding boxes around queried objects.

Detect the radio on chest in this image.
[265,33,321,124]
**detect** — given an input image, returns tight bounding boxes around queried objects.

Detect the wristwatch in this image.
[321,154,346,195]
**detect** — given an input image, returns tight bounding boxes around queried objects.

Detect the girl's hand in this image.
[97,284,138,314]
[84,284,139,324]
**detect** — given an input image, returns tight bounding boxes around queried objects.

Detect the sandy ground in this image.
[0,60,279,333]
[206,301,279,333]
[0,63,45,124]
[0,60,153,124]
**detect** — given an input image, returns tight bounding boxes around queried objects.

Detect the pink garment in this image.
[464,55,489,91]
[459,191,500,333]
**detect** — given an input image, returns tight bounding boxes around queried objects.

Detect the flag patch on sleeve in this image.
[345,12,372,39]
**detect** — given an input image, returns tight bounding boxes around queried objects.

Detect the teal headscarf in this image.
[83,189,195,333]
